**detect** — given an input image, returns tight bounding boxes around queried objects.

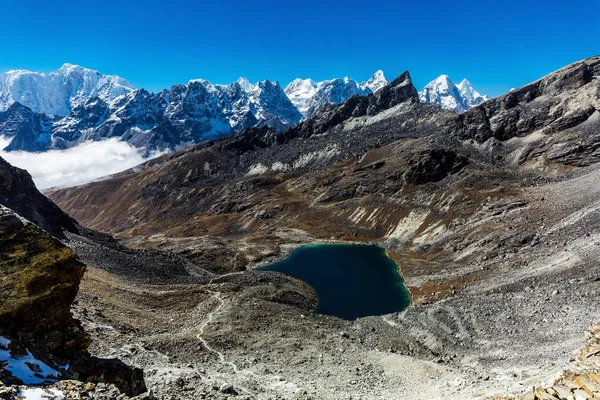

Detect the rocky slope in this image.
[0,156,79,238]
[0,204,147,396]
[512,321,600,399]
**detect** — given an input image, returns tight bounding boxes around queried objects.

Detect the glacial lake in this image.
[259,244,411,320]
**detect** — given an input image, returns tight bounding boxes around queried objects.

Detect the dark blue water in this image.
[259,244,411,320]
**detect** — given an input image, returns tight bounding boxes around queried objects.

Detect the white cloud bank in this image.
[0,137,161,190]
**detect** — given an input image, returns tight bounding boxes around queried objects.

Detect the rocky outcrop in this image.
[449,56,600,145]
[513,322,600,400]
[0,156,78,239]
[403,149,468,185]
[280,71,420,138]
[0,206,87,355]
[0,103,56,152]
[0,205,146,395]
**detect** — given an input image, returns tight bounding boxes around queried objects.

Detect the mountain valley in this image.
[1,56,599,399]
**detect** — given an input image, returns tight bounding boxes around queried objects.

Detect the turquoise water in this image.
[259,244,411,320]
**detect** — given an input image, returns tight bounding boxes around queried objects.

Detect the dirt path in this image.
[195,274,278,397]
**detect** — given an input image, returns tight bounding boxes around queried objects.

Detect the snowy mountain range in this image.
[284,70,388,118]
[0,64,134,116]
[419,75,490,113]
[0,65,304,154]
[0,65,489,154]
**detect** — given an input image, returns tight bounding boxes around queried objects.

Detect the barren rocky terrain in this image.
[60,162,600,399]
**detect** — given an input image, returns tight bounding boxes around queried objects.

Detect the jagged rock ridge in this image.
[0,76,302,154]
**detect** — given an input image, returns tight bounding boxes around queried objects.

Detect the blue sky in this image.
[0,0,597,97]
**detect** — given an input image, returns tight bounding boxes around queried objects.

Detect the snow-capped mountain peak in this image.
[249,79,302,127]
[236,77,255,93]
[0,64,134,116]
[285,78,317,94]
[419,75,489,113]
[361,69,388,92]
[284,70,388,119]
[429,75,454,91]
[283,79,319,117]
[456,79,490,106]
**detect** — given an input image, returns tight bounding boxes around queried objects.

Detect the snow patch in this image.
[349,207,368,224]
[0,346,61,385]
[412,220,447,245]
[18,388,64,400]
[0,205,32,226]
[0,336,11,347]
[271,161,289,172]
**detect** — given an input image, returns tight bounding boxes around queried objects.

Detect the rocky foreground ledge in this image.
[0,205,147,397]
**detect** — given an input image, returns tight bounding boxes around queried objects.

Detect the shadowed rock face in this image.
[0,156,79,239]
[0,206,88,355]
[403,149,468,186]
[0,103,56,152]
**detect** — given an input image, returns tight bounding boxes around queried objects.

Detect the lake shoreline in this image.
[259,243,411,320]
